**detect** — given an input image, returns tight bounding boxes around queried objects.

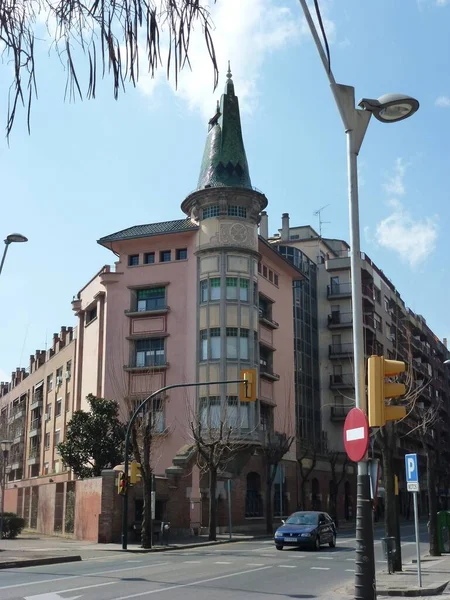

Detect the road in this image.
[0,522,429,600]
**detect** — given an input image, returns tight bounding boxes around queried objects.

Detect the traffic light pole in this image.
[122,378,249,550]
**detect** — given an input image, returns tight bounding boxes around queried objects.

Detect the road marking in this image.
[87,554,125,561]
[215,561,232,565]
[183,560,201,564]
[251,547,274,552]
[278,565,296,568]
[345,569,356,573]
[310,567,330,570]
[126,560,144,563]
[111,565,273,600]
[0,562,170,591]
[346,558,355,561]
[317,556,334,560]
[246,563,265,567]
[24,581,115,599]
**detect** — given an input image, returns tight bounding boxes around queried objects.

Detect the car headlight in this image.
[301,533,311,537]
[275,532,283,538]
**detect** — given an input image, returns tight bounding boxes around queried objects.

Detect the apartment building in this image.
[266,214,450,511]
[0,327,76,530]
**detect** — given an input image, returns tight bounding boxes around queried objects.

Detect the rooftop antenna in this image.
[313,204,331,238]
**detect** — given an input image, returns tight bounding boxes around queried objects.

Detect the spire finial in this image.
[227,60,232,80]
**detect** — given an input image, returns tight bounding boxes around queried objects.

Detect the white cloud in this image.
[436,95,450,107]
[138,0,336,118]
[436,0,450,6]
[383,157,408,196]
[375,201,438,268]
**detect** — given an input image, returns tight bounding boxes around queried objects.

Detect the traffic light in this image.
[239,369,257,402]
[368,356,407,428]
[129,461,142,485]
[118,471,128,495]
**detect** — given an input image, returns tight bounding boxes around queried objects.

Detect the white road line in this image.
[345,569,356,573]
[290,555,305,558]
[215,561,232,565]
[278,565,296,568]
[317,556,334,560]
[310,567,330,570]
[183,561,201,564]
[112,565,273,600]
[246,563,265,567]
[0,561,170,591]
[24,581,115,598]
[250,547,273,552]
[126,560,144,563]
[87,554,125,561]
[346,558,355,562]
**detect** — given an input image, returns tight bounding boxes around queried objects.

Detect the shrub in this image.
[1,512,25,539]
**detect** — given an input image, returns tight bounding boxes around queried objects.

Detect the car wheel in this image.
[314,535,320,551]
[329,534,336,548]
[276,545,283,551]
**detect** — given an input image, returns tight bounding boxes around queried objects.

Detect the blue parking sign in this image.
[405,454,419,492]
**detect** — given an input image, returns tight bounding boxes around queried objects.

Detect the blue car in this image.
[274,511,337,551]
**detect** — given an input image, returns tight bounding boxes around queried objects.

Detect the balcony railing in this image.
[28,446,40,459]
[361,284,375,302]
[29,418,41,433]
[329,343,354,357]
[329,374,354,388]
[328,312,353,327]
[258,309,279,329]
[327,283,352,298]
[330,405,352,421]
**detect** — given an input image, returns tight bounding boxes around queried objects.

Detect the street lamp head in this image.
[5,233,28,244]
[358,94,420,124]
[444,359,450,366]
[0,440,12,453]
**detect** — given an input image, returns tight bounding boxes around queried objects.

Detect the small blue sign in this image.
[405,453,419,484]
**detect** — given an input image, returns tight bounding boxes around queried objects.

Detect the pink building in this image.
[70,70,301,535]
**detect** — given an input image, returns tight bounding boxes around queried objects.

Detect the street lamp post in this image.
[297,2,419,598]
[0,440,12,539]
[0,233,28,277]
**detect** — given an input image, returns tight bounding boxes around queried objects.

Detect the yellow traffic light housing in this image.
[118,471,128,495]
[129,461,142,485]
[239,369,257,402]
[368,356,407,427]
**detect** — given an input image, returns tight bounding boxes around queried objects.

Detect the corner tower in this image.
[181,65,267,436]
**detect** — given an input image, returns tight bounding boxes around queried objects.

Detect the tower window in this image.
[203,205,220,220]
[128,255,139,266]
[228,206,247,218]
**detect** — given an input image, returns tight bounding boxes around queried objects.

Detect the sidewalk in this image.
[0,531,266,568]
[336,554,450,597]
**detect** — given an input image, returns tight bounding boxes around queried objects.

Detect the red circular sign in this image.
[343,408,369,462]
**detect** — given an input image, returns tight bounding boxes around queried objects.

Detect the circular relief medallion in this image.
[230,223,248,244]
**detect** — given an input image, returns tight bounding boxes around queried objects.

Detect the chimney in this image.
[444,338,448,349]
[260,211,269,240]
[52,333,59,351]
[281,213,290,242]
[60,326,67,345]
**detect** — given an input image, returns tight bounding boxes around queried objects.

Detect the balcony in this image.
[125,306,169,318]
[260,364,280,381]
[330,405,352,421]
[327,282,352,299]
[258,309,279,330]
[29,418,41,437]
[124,358,169,373]
[329,374,354,389]
[13,432,24,445]
[329,343,354,358]
[30,395,43,411]
[27,447,40,465]
[328,312,352,329]
[362,284,375,304]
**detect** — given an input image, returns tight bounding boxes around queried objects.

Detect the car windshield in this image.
[285,513,319,526]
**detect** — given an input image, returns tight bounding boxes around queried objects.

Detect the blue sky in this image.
[1,0,449,380]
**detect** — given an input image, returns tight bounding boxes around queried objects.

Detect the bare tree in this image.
[0,0,218,136]
[297,441,319,511]
[326,450,349,527]
[261,430,294,534]
[188,400,254,541]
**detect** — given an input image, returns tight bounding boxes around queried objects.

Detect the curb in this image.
[376,581,449,597]
[0,555,82,570]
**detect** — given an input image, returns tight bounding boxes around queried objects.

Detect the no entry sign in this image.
[343,408,369,462]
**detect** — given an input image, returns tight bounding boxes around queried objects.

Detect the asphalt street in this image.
[0,522,429,600]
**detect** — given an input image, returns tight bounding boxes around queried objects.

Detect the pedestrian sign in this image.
[405,453,419,492]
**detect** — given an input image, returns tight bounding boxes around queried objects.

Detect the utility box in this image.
[437,511,450,553]
[381,536,396,574]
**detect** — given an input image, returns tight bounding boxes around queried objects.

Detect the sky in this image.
[0,0,449,380]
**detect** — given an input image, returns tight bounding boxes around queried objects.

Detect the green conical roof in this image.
[197,65,252,190]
